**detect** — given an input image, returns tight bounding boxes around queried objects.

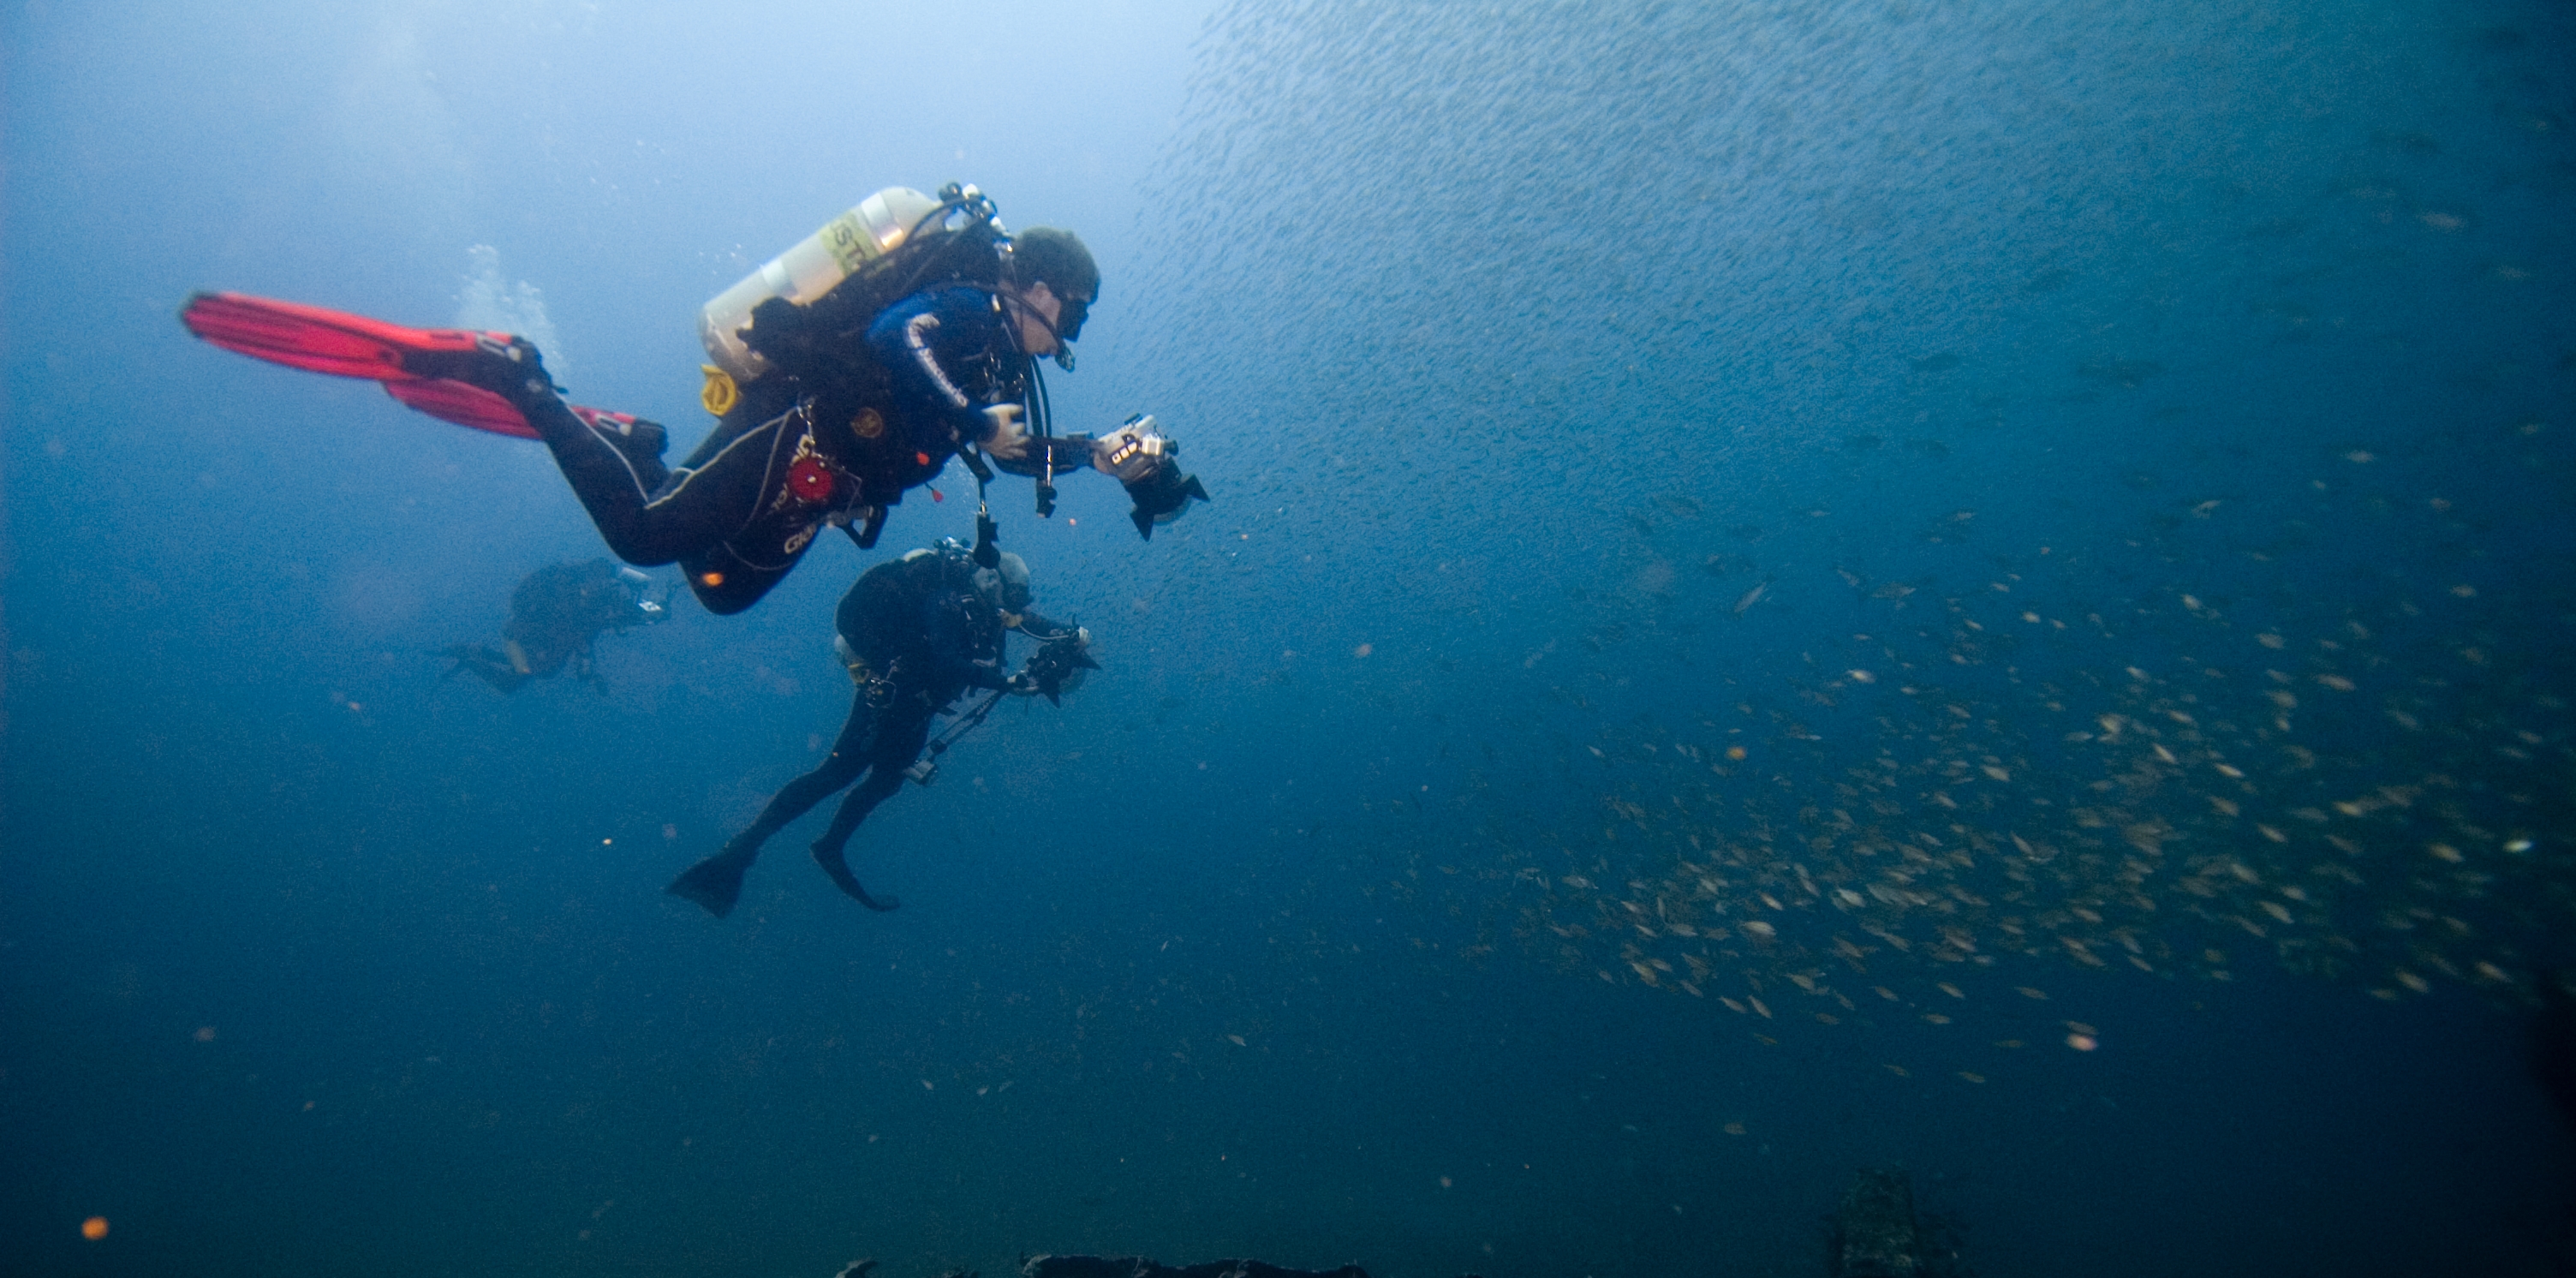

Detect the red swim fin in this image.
[383,378,538,439]
[181,291,498,379]
[181,290,545,439]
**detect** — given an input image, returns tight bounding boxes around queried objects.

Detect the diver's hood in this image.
[971,552,1033,613]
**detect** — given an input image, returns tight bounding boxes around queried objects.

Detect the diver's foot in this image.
[616,417,667,466]
[403,335,554,403]
[571,408,670,483]
[666,846,756,918]
[812,844,901,912]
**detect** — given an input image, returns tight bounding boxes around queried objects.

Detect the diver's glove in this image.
[978,403,1032,463]
[739,296,820,376]
[1011,628,1099,705]
[1091,415,1209,540]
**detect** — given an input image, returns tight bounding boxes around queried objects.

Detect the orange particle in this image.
[2066,1033,2099,1051]
[700,571,725,588]
[1725,746,1748,761]
[81,1216,109,1240]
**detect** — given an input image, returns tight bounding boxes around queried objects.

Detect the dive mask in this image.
[1055,293,1090,343]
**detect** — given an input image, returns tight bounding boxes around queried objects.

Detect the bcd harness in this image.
[713,184,1064,534]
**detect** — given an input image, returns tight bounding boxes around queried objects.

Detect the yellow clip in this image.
[700,365,740,417]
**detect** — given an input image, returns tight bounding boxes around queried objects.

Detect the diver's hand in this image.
[979,403,1030,462]
[1005,672,1042,696]
[740,296,818,373]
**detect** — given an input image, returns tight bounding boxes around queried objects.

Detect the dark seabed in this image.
[5,1,2574,1275]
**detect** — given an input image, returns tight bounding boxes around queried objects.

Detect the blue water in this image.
[6,1,2573,1275]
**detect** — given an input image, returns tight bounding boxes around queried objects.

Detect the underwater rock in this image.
[1829,1168,1922,1278]
[1023,1257,1371,1278]
[1829,1171,1975,1278]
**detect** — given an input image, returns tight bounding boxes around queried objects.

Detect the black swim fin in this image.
[666,847,755,918]
[811,844,902,912]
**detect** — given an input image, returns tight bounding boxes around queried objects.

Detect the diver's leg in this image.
[807,706,932,912]
[441,644,528,694]
[432,341,796,568]
[666,393,830,615]
[808,767,909,912]
[676,529,816,617]
[520,393,795,566]
[519,640,576,682]
[665,696,873,917]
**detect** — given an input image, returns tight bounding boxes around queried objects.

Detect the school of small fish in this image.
[1495,540,2566,1036]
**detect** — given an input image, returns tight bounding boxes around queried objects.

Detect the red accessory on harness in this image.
[787,456,835,503]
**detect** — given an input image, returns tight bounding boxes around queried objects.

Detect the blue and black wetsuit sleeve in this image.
[868,287,1013,459]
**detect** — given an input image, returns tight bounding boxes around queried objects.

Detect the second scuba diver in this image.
[181,184,1206,616]
[443,558,669,693]
[665,540,1095,917]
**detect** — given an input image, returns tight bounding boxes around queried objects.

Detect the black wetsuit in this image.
[665,546,1071,917]
[441,285,1094,616]
[444,558,659,693]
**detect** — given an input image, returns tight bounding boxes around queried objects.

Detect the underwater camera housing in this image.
[1021,628,1100,705]
[617,565,672,623]
[1093,415,1208,539]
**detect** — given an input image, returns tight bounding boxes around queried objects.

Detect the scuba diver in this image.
[442,558,668,694]
[180,184,1207,616]
[665,537,1096,917]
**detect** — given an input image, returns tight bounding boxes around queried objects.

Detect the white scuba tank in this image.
[698,186,947,382]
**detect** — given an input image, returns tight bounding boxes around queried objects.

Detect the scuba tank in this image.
[698,186,950,383]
